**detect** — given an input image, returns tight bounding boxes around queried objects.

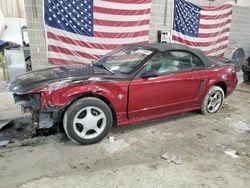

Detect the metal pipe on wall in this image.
[163,0,168,26]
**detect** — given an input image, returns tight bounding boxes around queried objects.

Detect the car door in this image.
[128,50,202,120]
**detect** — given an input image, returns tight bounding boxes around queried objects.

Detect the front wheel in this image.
[201,86,225,115]
[63,97,113,145]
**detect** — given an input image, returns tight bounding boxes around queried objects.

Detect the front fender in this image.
[40,81,129,123]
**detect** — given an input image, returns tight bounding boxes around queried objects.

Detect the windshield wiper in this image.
[93,63,114,74]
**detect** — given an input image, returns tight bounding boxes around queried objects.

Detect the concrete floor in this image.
[0,77,250,188]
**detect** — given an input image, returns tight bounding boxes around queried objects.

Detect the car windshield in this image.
[94,46,154,74]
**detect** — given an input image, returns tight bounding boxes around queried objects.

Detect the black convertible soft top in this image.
[131,43,214,67]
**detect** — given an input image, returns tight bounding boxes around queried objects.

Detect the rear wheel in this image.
[201,86,225,115]
[63,97,113,145]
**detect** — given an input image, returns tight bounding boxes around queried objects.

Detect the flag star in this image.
[49,17,52,20]
[73,25,76,28]
[56,3,59,6]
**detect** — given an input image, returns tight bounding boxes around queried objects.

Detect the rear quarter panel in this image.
[196,64,237,100]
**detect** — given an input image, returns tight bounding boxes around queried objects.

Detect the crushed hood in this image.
[8,65,108,94]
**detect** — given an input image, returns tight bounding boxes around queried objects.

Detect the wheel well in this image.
[214,81,227,95]
[62,93,117,125]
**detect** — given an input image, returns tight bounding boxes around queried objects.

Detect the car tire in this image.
[243,73,250,82]
[201,86,225,115]
[63,97,113,145]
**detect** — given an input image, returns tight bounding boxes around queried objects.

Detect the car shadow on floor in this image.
[110,111,200,135]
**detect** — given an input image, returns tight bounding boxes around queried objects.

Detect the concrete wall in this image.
[24,0,250,69]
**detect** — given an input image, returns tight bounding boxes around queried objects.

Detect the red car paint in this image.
[36,64,237,127]
[9,44,238,129]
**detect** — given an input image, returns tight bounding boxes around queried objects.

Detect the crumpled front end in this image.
[13,92,55,129]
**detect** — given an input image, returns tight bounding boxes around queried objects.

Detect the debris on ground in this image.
[103,139,129,154]
[0,119,13,130]
[108,136,115,143]
[230,121,250,134]
[6,138,39,148]
[161,153,182,165]
[196,133,206,139]
[224,148,239,159]
[0,133,11,147]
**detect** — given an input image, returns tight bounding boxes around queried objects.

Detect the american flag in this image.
[172,0,233,57]
[44,0,152,65]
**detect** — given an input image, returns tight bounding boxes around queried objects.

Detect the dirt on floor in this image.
[0,82,250,188]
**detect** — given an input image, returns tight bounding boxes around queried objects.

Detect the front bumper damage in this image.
[13,93,57,130]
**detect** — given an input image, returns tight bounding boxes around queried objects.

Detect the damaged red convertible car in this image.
[9,43,238,144]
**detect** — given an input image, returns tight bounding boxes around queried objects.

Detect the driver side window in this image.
[143,51,192,76]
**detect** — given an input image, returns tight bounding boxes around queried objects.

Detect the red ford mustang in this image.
[9,43,238,144]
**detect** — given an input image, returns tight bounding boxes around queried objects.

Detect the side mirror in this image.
[141,69,159,78]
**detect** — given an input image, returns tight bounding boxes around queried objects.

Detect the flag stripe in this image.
[200,11,232,20]
[103,0,152,4]
[199,15,232,25]
[48,45,101,59]
[94,24,149,33]
[198,28,230,38]
[94,6,151,15]
[93,0,151,10]
[48,58,85,65]
[47,32,120,50]
[201,6,232,16]
[94,30,149,38]
[202,4,232,11]
[48,38,113,55]
[93,12,150,21]
[48,52,94,64]
[172,35,229,47]
[199,23,231,33]
[172,30,230,42]
[203,45,227,55]
[94,19,150,27]
[199,19,231,29]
